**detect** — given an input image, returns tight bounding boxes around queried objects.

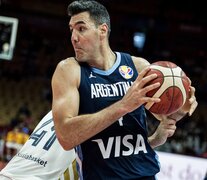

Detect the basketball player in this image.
[52,1,198,179]
[0,111,78,180]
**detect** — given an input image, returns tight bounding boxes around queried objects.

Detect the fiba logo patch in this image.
[119,65,134,79]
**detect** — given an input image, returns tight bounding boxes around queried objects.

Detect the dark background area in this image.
[0,0,207,159]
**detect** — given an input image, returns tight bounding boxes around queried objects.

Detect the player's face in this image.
[69,12,101,62]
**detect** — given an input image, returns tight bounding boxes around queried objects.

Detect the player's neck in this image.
[102,49,116,70]
[89,47,116,71]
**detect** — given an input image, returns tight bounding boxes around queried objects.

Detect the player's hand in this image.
[180,77,198,116]
[154,81,198,122]
[149,116,176,148]
[166,85,198,122]
[180,85,198,116]
[120,67,161,113]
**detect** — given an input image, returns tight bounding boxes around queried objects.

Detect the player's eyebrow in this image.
[69,21,86,29]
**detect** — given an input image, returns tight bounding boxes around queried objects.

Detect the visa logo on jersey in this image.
[119,65,134,79]
[92,134,147,159]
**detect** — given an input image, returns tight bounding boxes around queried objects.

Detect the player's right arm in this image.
[52,58,81,150]
[52,58,160,150]
[52,58,131,150]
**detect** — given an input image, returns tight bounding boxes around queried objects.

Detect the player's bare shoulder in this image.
[57,57,80,72]
[53,57,80,87]
[131,56,150,73]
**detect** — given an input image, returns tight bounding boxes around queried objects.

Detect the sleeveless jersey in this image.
[0,111,78,180]
[77,52,160,179]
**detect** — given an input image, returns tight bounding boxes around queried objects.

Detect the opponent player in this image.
[0,111,78,180]
[52,0,198,179]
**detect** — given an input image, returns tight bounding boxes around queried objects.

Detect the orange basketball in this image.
[144,61,190,115]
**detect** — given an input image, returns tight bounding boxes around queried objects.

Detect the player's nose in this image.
[71,31,78,43]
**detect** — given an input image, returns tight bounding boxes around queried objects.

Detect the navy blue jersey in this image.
[77,52,160,180]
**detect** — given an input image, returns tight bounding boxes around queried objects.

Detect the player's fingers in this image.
[142,96,160,103]
[189,95,196,104]
[190,86,195,94]
[186,76,192,85]
[142,82,160,94]
[189,86,196,102]
[168,129,176,137]
[187,86,198,116]
[189,101,198,116]
[138,73,158,88]
[167,119,177,125]
[138,66,151,78]
[165,121,176,137]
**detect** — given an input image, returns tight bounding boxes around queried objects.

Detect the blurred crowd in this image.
[0,104,31,162]
[0,8,207,163]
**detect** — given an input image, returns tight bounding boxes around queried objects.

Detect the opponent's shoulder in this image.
[131,56,150,73]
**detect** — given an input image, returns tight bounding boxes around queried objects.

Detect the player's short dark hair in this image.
[67,0,111,36]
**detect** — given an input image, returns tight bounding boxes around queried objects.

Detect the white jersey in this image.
[0,111,77,180]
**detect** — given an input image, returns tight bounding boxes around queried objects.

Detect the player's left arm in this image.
[132,57,198,148]
[148,78,198,148]
[148,91,197,149]
[148,116,176,148]
[132,56,172,148]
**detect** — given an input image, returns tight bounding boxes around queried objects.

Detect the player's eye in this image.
[78,26,86,32]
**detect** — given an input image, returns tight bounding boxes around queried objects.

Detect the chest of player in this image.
[79,74,133,113]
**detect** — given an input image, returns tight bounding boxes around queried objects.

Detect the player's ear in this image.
[99,23,108,40]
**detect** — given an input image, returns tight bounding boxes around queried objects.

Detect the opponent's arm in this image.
[52,58,160,150]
